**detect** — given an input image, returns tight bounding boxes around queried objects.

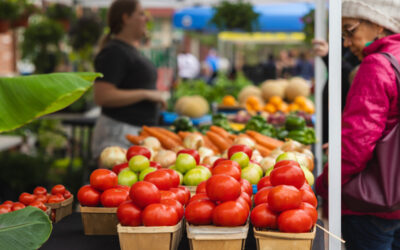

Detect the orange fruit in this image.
[269,96,283,107]
[294,96,307,108]
[289,103,300,112]
[263,103,276,114]
[279,102,289,113]
[222,95,237,106]
[246,96,261,106]
[304,100,315,114]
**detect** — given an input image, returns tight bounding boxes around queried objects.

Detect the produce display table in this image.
[40,213,325,250]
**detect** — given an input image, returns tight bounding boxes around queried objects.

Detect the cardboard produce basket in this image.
[186,221,249,250]
[253,226,316,250]
[45,195,73,223]
[117,220,183,250]
[79,205,119,235]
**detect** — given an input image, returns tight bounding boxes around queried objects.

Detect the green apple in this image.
[196,166,212,178]
[301,165,314,186]
[169,164,177,170]
[118,169,138,186]
[275,152,298,163]
[177,171,184,185]
[175,153,197,174]
[129,155,150,172]
[139,167,157,181]
[264,166,274,176]
[183,168,209,186]
[247,163,263,177]
[230,152,250,169]
[241,166,262,184]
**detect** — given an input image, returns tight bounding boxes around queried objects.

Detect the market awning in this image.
[218,31,305,44]
[173,2,314,32]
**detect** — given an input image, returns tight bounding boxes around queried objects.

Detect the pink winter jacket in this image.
[315,34,400,219]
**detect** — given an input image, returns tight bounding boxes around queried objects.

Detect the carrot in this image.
[246,130,284,150]
[210,126,230,138]
[201,134,220,154]
[139,130,150,137]
[152,127,182,145]
[178,131,191,140]
[255,144,271,157]
[228,134,238,141]
[142,126,180,150]
[206,131,230,152]
[126,134,145,145]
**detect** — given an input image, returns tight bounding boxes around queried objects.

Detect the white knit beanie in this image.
[342,0,400,33]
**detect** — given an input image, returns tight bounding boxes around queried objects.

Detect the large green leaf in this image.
[0,72,101,133]
[0,206,52,250]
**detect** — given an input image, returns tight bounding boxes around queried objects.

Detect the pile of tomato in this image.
[251,160,318,233]
[0,184,71,217]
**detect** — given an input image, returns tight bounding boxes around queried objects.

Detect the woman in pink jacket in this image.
[315,0,400,249]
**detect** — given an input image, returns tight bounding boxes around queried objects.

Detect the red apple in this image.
[126,146,151,161]
[177,149,200,165]
[228,144,253,159]
[150,161,162,169]
[213,160,241,170]
[212,158,228,168]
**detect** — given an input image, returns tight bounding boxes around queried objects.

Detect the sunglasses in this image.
[342,21,362,39]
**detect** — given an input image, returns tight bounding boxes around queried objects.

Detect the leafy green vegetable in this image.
[212,113,231,132]
[0,207,52,250]
[0,72,101,133]
[173,116,195,133]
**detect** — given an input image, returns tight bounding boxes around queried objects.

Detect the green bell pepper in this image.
[173,116,195,132]
[285,115,306,131]
[212,113,231,132]
[287,127,316,145]
[276,127,289,141]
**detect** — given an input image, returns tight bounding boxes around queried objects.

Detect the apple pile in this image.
[0,184,71,216]
[185,172,252,227]
[250,160,318,233]
[117,180,190,227]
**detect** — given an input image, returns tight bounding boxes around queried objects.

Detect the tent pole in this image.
[328,0,342,249]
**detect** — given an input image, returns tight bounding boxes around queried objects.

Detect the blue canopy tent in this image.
[173,2,315,32]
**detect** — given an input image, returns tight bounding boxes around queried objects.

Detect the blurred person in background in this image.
[276,50,295,78]
[177,47,200,81]
[91,0,168,160]
[294,52,314,80]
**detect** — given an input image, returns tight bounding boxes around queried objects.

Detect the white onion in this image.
[99,146,127,169]
[153,150,176,168]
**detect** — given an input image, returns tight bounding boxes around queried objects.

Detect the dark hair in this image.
[98,0,139,50]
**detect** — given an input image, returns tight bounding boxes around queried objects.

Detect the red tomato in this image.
[257,176,272,191]
[199,164,212,171]
[254,187,272,206]
[185,199,216,225]
[63,190,72,199]
[278,209,313,233]
[35,194,48,203]
[169,188,187,205]
[160,169,180,188]
[2,201,13,209]
[117,201,142,226]
[268,185,301,212]
[228,144,253,159]
[29,201,47,211]
[212,201,248,227]
[274,160,301,169]
[112,162,129,175]
[142,203,179,226]
[300,183,313,193]
[240,191,252,208]
[11,202,26,211]
[270,165,305,189]
[47,194,65,204]
[300,190,318,208]
[19,192,36,205]
[240,178,253,197]
[196,181,207,194]
[126,145,151,160]
[144,170,172,190]
[161,199,184,220]
[177,149,200,165]
[149,161,162,169]
[206,175,241,202]
[160,190,177,201]
[188,193,209,204]
[129,181,161,209]
[214,160,241,170]
[0,205,11,214]
[236,196,250,213]
[51,184,66,195]
[90,169,118,191]
[78,185,101,207]
[101,188,129,207]
[33,186,47,196]
[299,202,318,224]
[212,164,241,181]
[177,186,191,205]
[212,158,228,168]
[116,185,131,192]
[250,203,278,229]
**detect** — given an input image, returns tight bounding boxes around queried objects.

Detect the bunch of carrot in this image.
[125,125,284,157]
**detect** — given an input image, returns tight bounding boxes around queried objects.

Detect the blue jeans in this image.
[342,215,400,250]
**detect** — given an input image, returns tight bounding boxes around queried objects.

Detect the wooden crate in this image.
[186,221,249,250]
[117,220,183,250]
[45,195,73,223]
[253,226,316,250]
[79,205,119,235]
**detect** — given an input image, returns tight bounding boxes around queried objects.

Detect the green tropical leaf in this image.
[0,72,101,133]
[0,206,52,250]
